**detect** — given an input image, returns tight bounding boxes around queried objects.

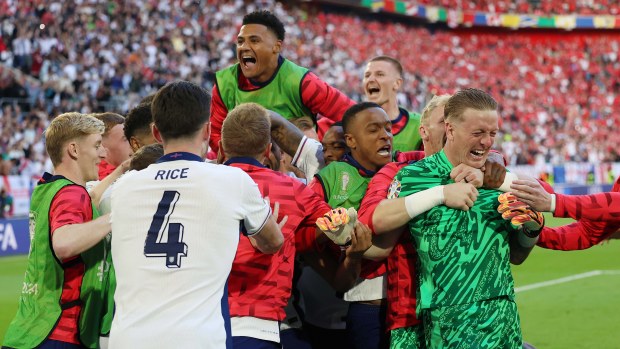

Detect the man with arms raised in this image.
[3,113,110,349]
[109,81,283,349]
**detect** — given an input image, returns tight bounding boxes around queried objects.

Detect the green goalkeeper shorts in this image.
[390,325,425,349]
[422,296,522,349]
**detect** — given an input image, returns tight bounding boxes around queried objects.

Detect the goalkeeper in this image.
[393,89,543,349]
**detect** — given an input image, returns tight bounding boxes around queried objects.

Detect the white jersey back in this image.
[109,153,270,349]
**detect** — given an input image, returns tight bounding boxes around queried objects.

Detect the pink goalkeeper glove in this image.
[498,192,545,236]
[316,207,358,246]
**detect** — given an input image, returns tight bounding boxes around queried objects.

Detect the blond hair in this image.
[45,112,105,166]
[222,103,271,158]
[444,88,498,123]
[420,94,451,125]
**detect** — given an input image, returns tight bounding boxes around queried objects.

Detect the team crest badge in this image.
[387,179,401,199]
[340,172,350,193]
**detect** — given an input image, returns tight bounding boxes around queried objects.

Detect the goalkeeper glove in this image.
[315,207,358,246]
[498,192,545,237]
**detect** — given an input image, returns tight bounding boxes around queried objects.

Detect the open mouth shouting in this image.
[241,54,256,68]
[377,144,391,158]
[366,85,381,100]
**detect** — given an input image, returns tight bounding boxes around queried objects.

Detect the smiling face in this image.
[75,133,106,183]
[444,108,499,169]
[236,24,282,83]
[363,60,402,108]
[345,107,393,172]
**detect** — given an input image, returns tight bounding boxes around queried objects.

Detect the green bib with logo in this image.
[216,59,312,120]
[3,179,106,348]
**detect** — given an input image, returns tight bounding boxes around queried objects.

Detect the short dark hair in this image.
[151,81,211,140]
[342,102,382,134]
[369,55,403,77]
[222,103,271,158]
[130,143,164,171]
[243,10,285,41]
[124,103,152,140]
[93,112,124,135]
[139,93,156,105]
[444,88,498,123]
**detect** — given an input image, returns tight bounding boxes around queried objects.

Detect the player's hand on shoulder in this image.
[316,207,357,246]
[481,154,507,189]
[443,182,478,211]
[450,164,483,188]
[345,222,372,259]
[510,179,552,212]
[272,200,289,229]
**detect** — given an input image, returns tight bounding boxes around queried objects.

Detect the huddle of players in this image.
[4,9,620,349]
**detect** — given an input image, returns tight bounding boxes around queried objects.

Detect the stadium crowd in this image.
[2,6,620,349]
[0,0,619,178]
[415,0,620,15]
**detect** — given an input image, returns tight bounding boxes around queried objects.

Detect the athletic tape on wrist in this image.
[404,185,444,219]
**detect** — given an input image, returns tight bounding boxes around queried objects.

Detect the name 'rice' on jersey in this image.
[109,152,271,349]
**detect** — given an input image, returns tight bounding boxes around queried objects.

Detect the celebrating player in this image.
[363,56,422,152]
[393,89,541,348]
[3,113,111,349]
[209,10,355,153]
[218,102,371,348]
[108,81,283,349]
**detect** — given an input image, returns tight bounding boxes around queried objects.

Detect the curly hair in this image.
[242,10,285,41]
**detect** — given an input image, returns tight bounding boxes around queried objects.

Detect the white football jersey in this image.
[109,153,270,349]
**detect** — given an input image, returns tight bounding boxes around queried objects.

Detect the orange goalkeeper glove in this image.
[498,192,545,237]
[316,207,358,246]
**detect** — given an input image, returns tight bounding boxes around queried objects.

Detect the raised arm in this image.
[300,72,355,122]
[268,110,325,179]
[208,85,229,153]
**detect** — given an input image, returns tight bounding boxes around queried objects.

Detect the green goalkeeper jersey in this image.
[394,150,516,311]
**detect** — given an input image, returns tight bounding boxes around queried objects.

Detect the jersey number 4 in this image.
[144,191,187,268]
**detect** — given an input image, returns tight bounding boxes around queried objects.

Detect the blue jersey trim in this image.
[246,55,285,88]
[342,153,377,177]
[222,281,233,349]
[39,172,71,185]
[156,152,204,163]
[224,157,266,168]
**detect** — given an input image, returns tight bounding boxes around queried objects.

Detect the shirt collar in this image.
[224,156,266,168]
[39,172,69,185]
[156,152,204,163]
[342,153,376,177]
[247,55,285,87]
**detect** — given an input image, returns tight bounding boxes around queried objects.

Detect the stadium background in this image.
[0,0,619,347]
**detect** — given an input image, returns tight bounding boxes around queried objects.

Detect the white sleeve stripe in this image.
[245,206,272,237]
[291,136,308,166]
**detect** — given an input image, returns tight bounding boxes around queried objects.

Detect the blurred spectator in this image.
[0,0,618,174]
[0,187,13,218]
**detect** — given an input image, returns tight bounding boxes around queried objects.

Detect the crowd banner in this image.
[509,162,619,186]
[0,217,30,257]
[0,175,35,217]
[356,0,620,30]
